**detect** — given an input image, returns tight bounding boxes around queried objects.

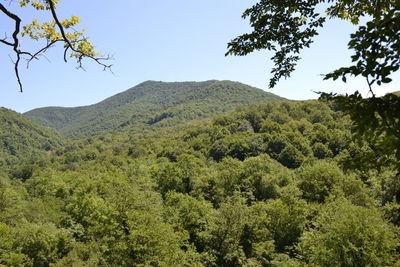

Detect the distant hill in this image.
[24,80,284,139]
[390,91,400,96]
[0,107,64,165]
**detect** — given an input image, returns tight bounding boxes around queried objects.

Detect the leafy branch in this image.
[227,0,400,89]
[0,0,112,92]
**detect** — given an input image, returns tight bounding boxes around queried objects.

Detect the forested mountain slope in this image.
[25,80,284,139]
[1,100,398,266]
[0,107,64,165]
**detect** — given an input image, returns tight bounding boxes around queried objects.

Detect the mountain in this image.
[24,80,284,139]
[0,107,64,165]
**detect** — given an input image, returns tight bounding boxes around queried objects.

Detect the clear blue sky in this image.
[1,0,398,113]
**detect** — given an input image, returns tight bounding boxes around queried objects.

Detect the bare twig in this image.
[366,76,376,98]
[26,39,60,67]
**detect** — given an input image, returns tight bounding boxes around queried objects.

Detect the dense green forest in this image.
[0,108,64,166]
[1,96,399,266]
[25,81,283,139]
[2,0,399,264]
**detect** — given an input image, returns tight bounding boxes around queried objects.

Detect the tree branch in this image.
[0,2,23,91]
[46,0,112,70]
[0,0,112,92]
[26,39,61,67]
[366,76,376,98]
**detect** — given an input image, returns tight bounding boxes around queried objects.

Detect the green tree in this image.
[202,194,250,266]
[277,144,304,169]
[261,186,308,254]
[312,142,333,159]
[164,192,213,252]
[0,223,31,266]
[297,161,371,205]
[298,198,399,266]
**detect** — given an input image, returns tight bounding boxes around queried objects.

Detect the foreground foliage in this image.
[1,0,110,91]
[227,0,400,89]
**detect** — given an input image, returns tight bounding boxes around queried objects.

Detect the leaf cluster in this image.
[0,0,110,91]
[227,0,400,89]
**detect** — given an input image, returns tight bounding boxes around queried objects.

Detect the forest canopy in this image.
[1,1,400,265]
[0,100,399,265]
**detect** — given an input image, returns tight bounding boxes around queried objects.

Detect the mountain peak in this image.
[25,80,284,139]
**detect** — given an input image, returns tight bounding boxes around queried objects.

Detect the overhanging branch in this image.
[0,2,24,91]
[1,0,112,92]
